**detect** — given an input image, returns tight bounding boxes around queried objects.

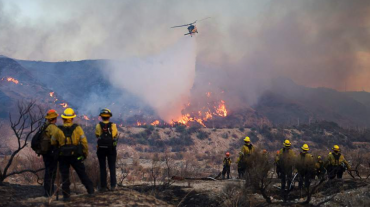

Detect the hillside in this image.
[256,78,370,127]
[17,59,370,127]
[0,56,70,118]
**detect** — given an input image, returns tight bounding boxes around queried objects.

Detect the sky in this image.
[1,0,370,92]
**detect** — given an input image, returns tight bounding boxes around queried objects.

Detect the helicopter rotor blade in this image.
[170,24,191,28]
[197,17,211,22]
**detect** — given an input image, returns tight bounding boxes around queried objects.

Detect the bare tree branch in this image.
[0,100,44,183]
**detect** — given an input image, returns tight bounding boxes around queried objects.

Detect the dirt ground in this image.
[1,178,370,206]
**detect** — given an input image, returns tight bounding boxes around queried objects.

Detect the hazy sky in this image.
[1,0,370,91]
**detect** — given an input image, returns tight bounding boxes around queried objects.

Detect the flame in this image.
[136,121,144,126]
[206,92,211,97]
[83,115,90,120]
[171,99,228,127]
[204,111,213,120]
[6,77,19,84]
[60,103,68,108]
[151,120,160,126]
[173,114,206,127]
[49,92,54,97]
[215,100,227,117]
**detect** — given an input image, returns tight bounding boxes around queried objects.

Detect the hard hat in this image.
[301,144,309,151]
[226,152,230,157]
[263,149,267,154]
[45,109,58,119]
[332,145,340,152]
[61,108,76,119]
[100,108,112,117]
[318,156,322,159]
[244,136,251,142]
[283,139,291,147]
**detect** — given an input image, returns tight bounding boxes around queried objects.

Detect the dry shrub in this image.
[84,155,100,187]
[243,151,274,203]
[218,183,251,207]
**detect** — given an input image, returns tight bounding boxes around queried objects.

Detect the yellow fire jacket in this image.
[325,152,351,170]
[44,122,60,141]
[51,122,89,157]
[276,148,296,167]
[296,152,315,172]
[237,144,255,163]
[223,157,232,166]
[95,121,118,139]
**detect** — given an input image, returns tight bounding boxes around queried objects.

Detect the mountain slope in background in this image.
[0,57,365,127]
[255,78,370,127]
[0,56,70,118]
[18,60,155,120]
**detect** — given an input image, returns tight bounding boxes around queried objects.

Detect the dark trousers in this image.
[281,167,293,192]
[42,152,57,196]
[222,165,230,179]
[59,156,94,198]
[298,170,311,189]
[276,165,281,178]
[328,166,344,179]
[97,148,117,188]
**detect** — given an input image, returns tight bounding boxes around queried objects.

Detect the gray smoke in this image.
[1,0,370,113]
[106,37,196,122]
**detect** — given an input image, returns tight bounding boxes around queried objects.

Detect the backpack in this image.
[31,123,51,155]
[97,122,114,149]
[58,124,83,157]
[332,153,341,165]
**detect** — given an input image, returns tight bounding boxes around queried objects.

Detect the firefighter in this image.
[315,156,326,180]
[237,152,244,178]
[276,140,296,194]
[222,152,232,179]
[296,144,314,191]
[96,108,118,191]
[237,136,255,178]
[325,145,351,179]
[42,109,60,197]
[51,108,94,201]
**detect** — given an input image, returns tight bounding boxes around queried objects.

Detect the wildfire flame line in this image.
[60,103,68,108]
[2,77,19,84]
[172,99,228,127]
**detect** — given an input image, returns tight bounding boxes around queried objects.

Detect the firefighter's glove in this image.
[77,156,85,161]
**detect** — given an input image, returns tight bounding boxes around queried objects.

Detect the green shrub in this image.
[197,130,209,140]
[175,124,187,133]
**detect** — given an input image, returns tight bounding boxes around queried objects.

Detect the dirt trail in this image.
[1,185,173,207]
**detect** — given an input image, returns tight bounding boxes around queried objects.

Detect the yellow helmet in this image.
[283,139,291,147]
[318,155,322,159]
[45,109,58,119]
[332,145,340,152]
[301,144,309,151]
[61,108,76,119]
[244,136,251,142]
[100,108,112,117]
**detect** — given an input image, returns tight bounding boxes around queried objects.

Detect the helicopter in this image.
[171,17,211,37]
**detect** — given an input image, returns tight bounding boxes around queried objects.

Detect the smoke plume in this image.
[106,37,196,121]
[1,0,370,113]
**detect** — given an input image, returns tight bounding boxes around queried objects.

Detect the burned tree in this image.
[0,101,44,184]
